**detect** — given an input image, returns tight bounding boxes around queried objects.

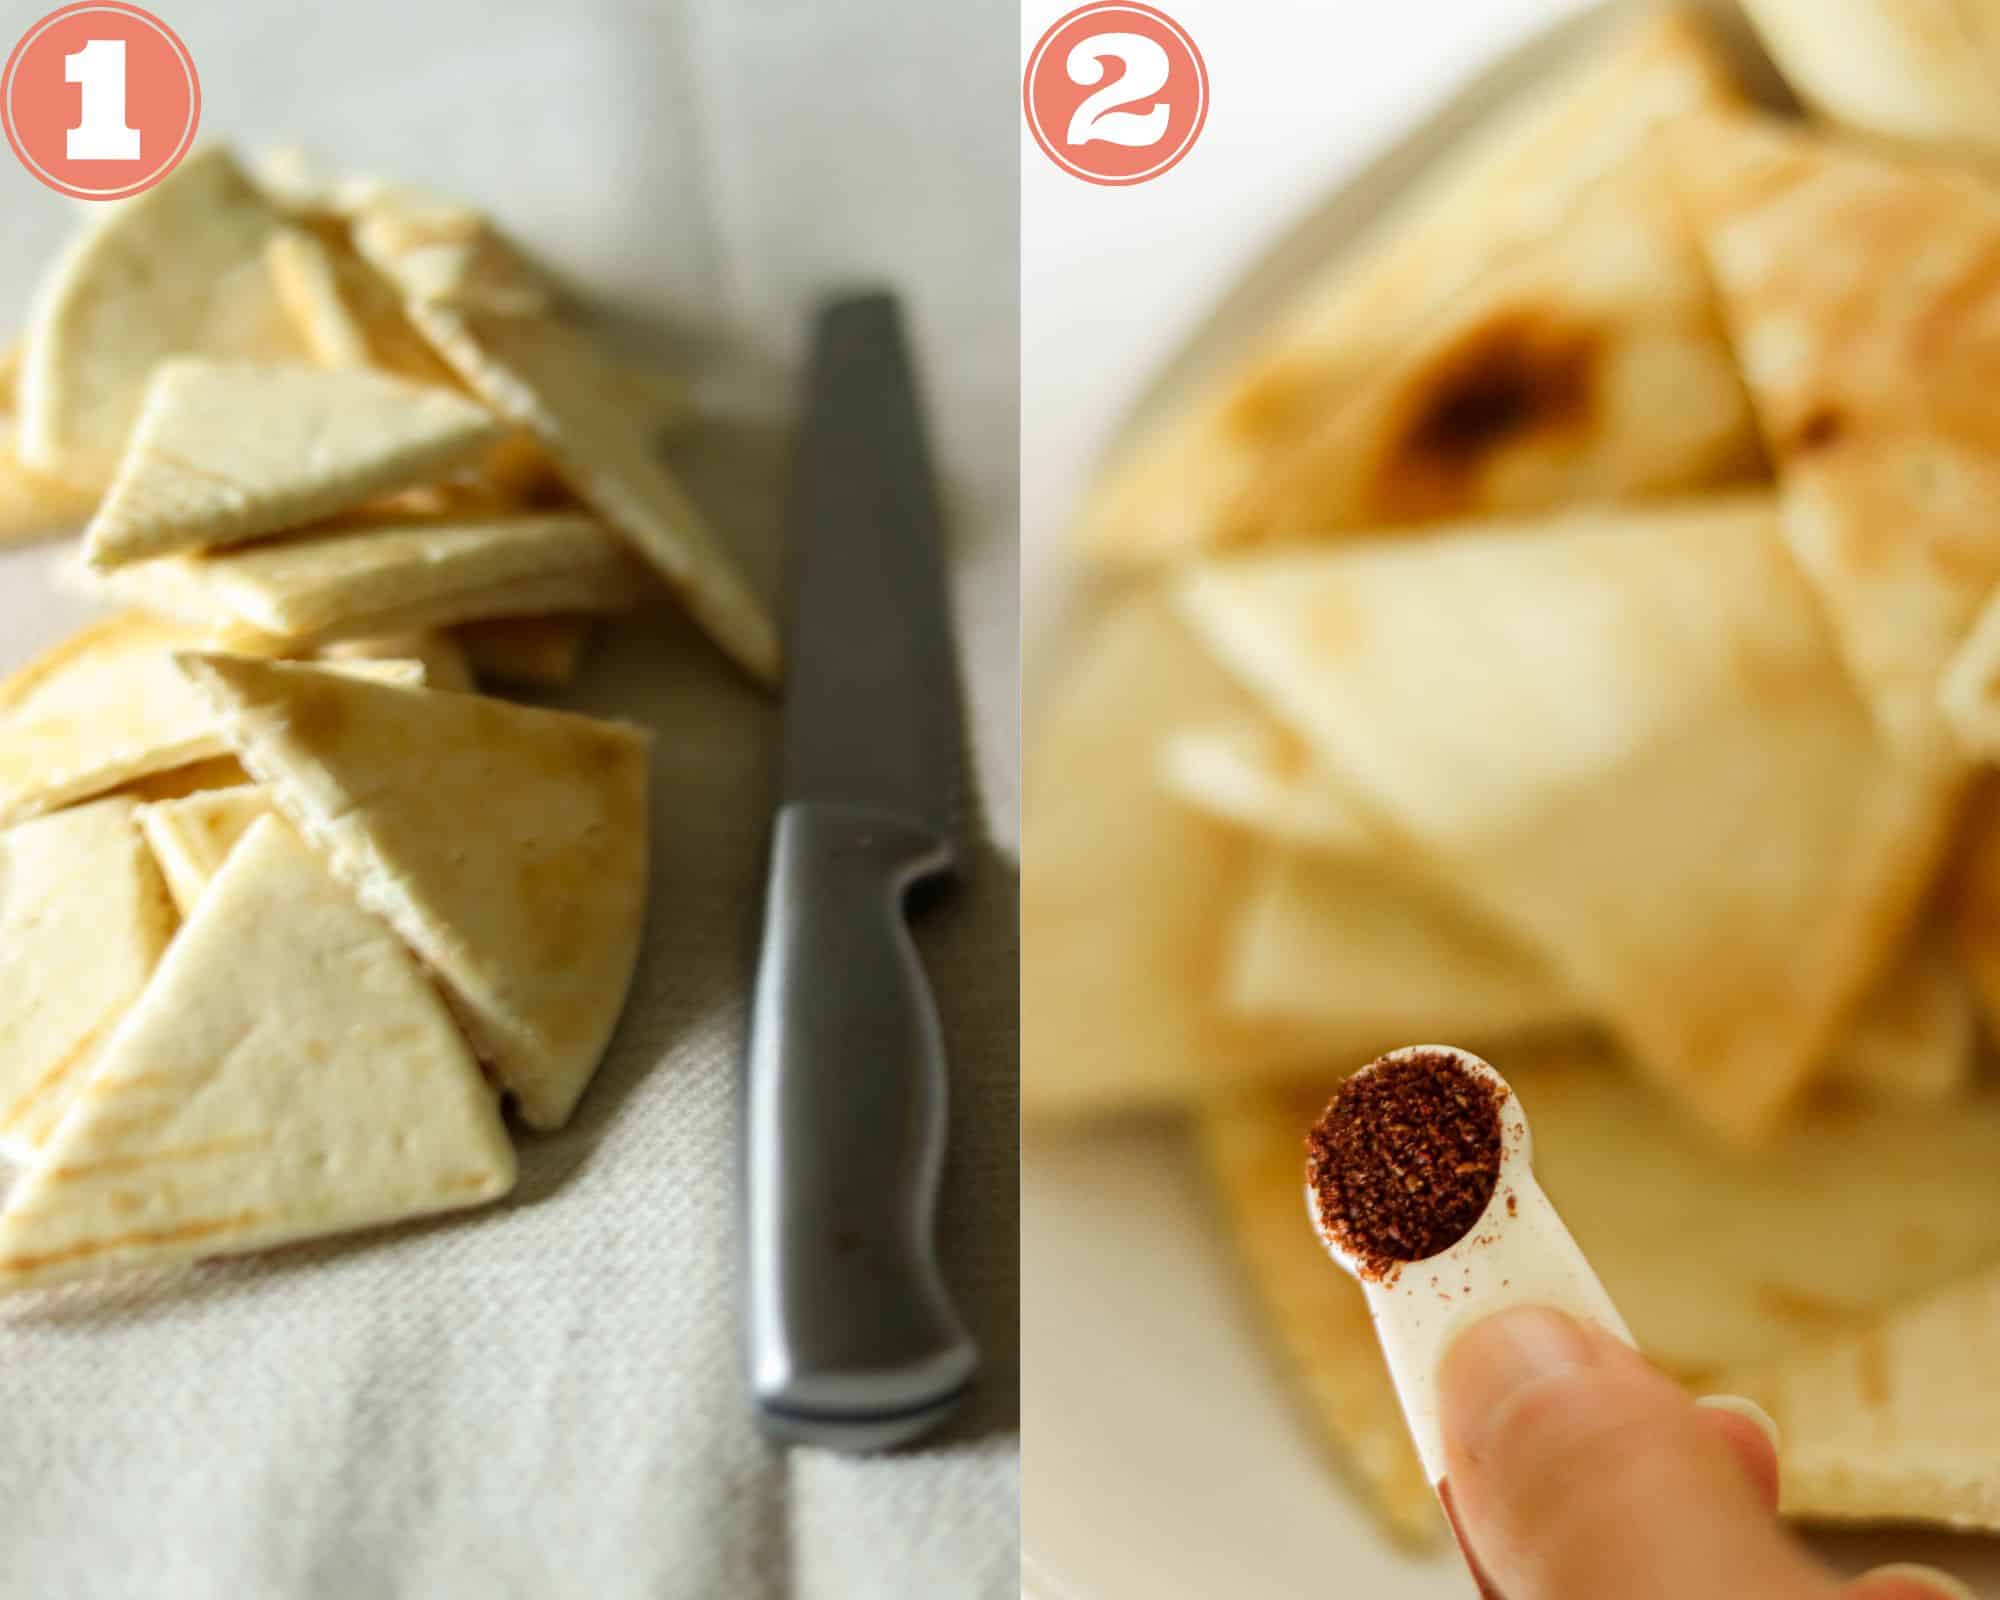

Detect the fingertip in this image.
[1695,1394,1780,1454]
[1438,1303,1605,1461]
[1695,1394,1782,1510]
[1849,1564,1978,1600]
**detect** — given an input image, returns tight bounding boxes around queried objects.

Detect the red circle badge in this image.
[4,3,199,201]
[1023,2,1207,186]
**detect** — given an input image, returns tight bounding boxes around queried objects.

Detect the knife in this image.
[743,290,977,1451]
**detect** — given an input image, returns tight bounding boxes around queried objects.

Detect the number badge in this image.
[1024,2,1207,186]
[4,2,199,200]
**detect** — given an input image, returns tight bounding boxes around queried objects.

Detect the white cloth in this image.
[0,1,1019,1594]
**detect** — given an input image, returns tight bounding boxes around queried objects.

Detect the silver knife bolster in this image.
[744,800,976,1446]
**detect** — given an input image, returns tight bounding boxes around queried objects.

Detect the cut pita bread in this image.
[269,208,691,442]
[1515,1044,2000,1381]
[1674,110,2000,757]
[0,815,516,1291]
[266,219,466,389]
[90,508,650,644]
[0,797,175,1157]
[1735,0,2000,162]
[397,302,777,684]
[251,145,349,215]
[1024,593,1355,1120]
[183,656,651,1129]
[1226,169,1761,545]
[1223,845,1583,1047]
[116,756,251,803]
[0,613,282,824]
[1161,720,1374,854]
[1722,1263,2000,1530]
[17,147,313,488]
[456,616,592,688]
[1217,838,1964,1108]
[83,360,505,569]
[1177,497,1960,1141]
[1079,7,1747,566]
[1200,1086,1439,1545]
[348,183,557,317]
[137,786,272,917]
[0,614,419,824]
[319,630,474,694]
[266,227,372,368]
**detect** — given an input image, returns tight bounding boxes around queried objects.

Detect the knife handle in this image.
[744,801,977,1451]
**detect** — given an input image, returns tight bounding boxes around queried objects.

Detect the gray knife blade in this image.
[743,290,977,1451]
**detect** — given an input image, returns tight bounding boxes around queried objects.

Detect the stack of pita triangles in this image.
[1027,2,2000,1544]
[0,815,517,1291]
[5,139,774,691]
[0,649,651,1290]
[1075,7,1762,567]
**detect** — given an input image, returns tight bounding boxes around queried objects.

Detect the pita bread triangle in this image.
[17,146,314,488]
[137,786,272,917]
[318,629,475,694]
[1022,591,1340,1120]
[0,797,175,1158]
[1173,708,1974,1104]
[1720,1263,2000,1529]
[1224,163,1762,545]
[1672,109,2000,759]
[1078,7,1748,567]
[0,815,515,1292]
[1732,0,2000,163]
[1223,844,1583,1048]
[181,654,650,1129]
[0,612,281,825]
[0,614,427,825]
[91,505,648,645]
[83,360,504,569]
[399,301,778,685]
[1176,496,1961,1142]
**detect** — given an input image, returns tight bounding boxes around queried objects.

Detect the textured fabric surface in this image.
[0,0,1019,1593]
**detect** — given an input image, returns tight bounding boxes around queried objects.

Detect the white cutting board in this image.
[1020,2,2000,1594]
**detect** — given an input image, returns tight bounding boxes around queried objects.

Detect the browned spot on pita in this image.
[1856,1332,1892,1410]
[1752,1282,1854,1328]
[41,1134,267,1182]
[0,1209,268,1276]
[83,1070,184,1101]
[1792,406,1845,454]
[1374,309,1599,521]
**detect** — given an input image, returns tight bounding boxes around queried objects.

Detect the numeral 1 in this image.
[65,39,141,161]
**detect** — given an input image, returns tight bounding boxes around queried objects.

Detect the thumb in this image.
[1438,1305,1837,1600]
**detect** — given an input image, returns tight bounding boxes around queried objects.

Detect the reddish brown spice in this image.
[1306,1049,1507,1281]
